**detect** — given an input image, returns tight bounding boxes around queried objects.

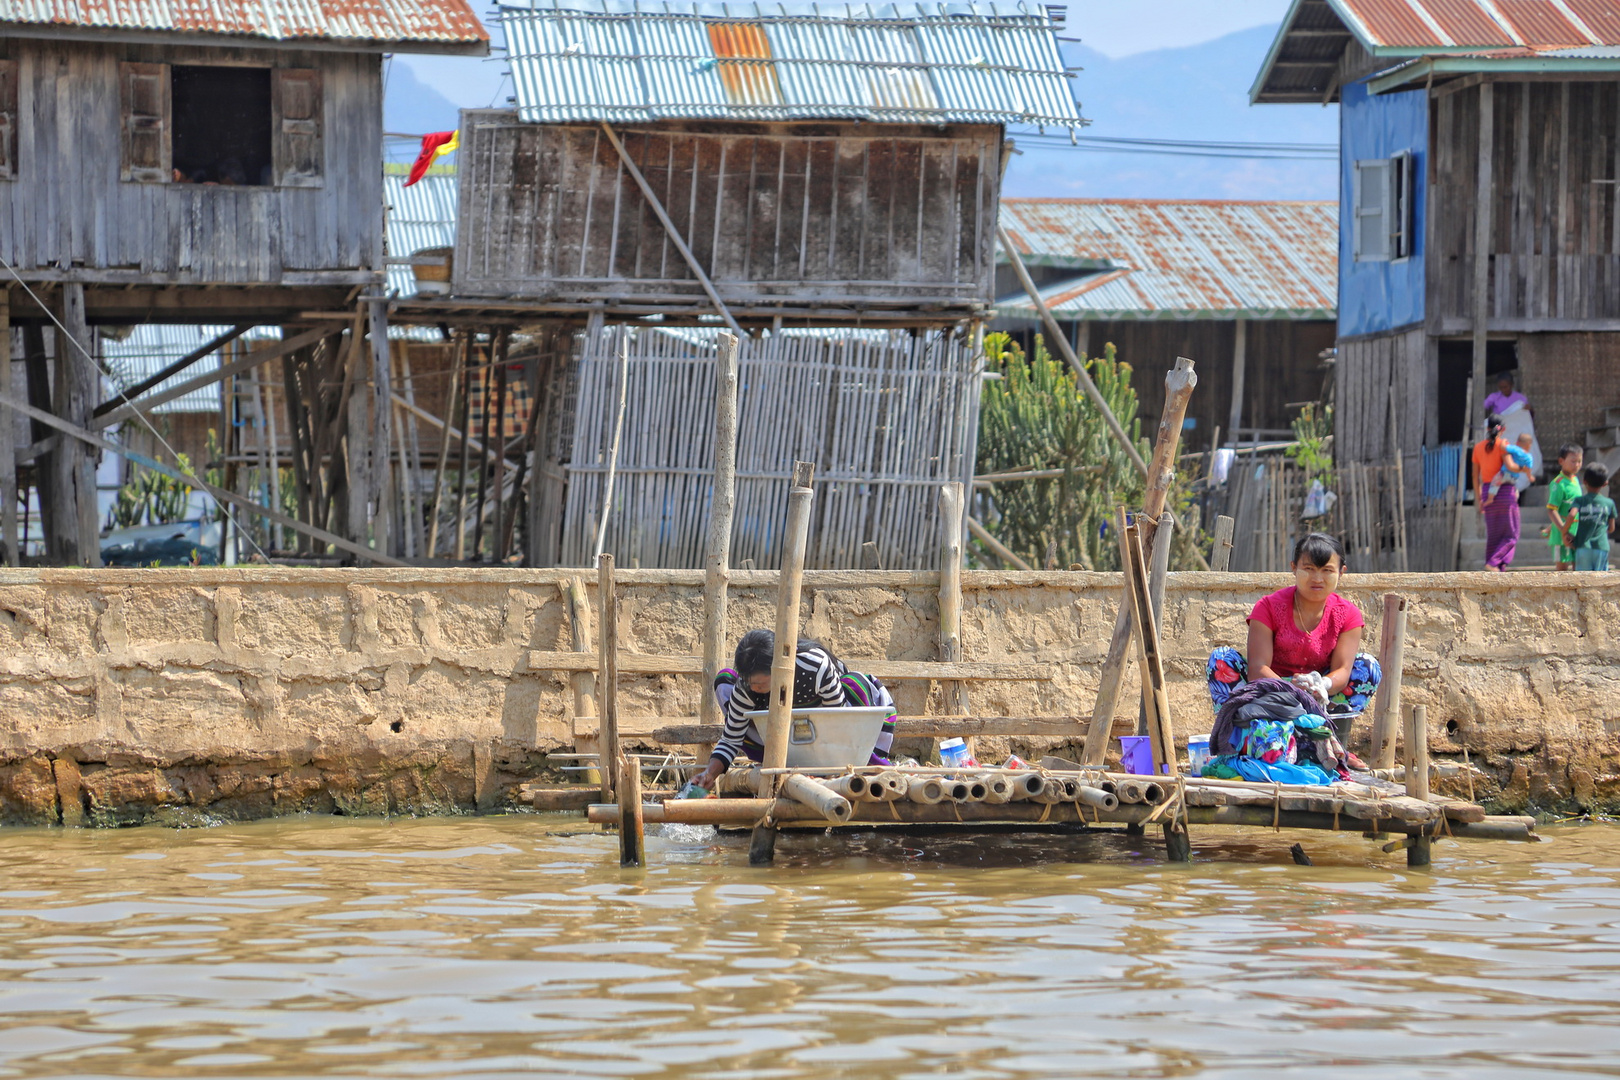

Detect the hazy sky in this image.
[1063,0,1292,56]
[394,1,1297,109]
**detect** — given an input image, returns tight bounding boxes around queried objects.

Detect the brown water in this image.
[2,817,1619,1079]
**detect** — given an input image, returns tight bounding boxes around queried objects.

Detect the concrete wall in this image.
[1,567,1616,823]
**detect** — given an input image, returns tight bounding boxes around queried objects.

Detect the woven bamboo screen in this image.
[557,326,980,570]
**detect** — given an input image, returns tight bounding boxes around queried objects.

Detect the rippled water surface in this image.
[2,816,1620,1078]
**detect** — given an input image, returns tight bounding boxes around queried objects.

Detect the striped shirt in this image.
[709,647,849,766]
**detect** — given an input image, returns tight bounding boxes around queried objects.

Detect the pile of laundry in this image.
[1203,678,1355,785]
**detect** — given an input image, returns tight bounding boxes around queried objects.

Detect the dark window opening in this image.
[170,65,272,186]
[1437,338,1518,444]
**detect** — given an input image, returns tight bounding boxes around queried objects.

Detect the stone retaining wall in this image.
[0,567,1614,823]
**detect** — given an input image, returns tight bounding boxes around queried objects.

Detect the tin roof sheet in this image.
[500,0,1083,127]
[1254,0,1620,102]
[384,167,458,296]
[0,0,488,51]
[102,325,273,414]
[995,199,1338,321]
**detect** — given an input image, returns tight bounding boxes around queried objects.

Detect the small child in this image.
[1569,462,1618,572]
[1547,443,1585,571]
[1482,432,1535,507]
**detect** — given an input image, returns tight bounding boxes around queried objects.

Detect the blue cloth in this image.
[1203,755,1334,786]
[1576,548,1611,571]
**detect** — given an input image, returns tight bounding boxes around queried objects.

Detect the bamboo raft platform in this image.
[573,339,1534,869]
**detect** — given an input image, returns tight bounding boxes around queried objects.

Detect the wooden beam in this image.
[91,325,250,417]
[651,716,1091,744]
[700,331,741,732]
[1226,317,1247,439]
[599,123,746,337]
[0,387,406,567]
[598,553,620,802]
[1470,82,1494,445]
[94,325,329,431]
[523,650,1047,680]
[965,514,1033,571]
[763,462,816,774]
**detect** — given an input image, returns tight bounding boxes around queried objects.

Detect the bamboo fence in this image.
[555,327,979,570]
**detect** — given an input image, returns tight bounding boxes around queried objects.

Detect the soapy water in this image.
[2,815,1619,1078]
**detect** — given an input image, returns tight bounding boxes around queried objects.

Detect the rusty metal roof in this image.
[500,0,1083,127]
[1255,0,1620,102]
[0,0,488,52]
[995,199,1338,321]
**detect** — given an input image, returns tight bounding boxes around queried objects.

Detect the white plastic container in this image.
[1187,734,1212,776]
[742,707,892,768]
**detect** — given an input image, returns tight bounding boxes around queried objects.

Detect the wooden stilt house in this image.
[1253,0,1620,567]
[419,0,1083,569]
[0,0,487,565]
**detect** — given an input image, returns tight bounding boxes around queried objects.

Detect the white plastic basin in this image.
[741,707,892,768]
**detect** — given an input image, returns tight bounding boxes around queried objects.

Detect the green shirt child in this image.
[1548,469,1583,554]
[1570,492,1617,551]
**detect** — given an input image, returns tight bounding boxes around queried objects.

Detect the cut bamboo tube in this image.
[872,772,909,801]
[1076,786,1119,812]
[619,753,644,868]
[825,774,871,800]
[906,777,947,804]
[598,553,620,802]
[1406,703,1432,867]
[699,331,741,734]
[779,773,853,823]
[761,461,816,777]
[980,775,1013,804]
[1116,778,1148,804]
[1008,773,1047,801]
[1371,594,1409,770]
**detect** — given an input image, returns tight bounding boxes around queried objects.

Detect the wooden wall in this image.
[0,38,382,285]
[1519,332,1620,456]
[1430,80,1620,331]
[454,115,1001,320]
[1333,328,1428,501]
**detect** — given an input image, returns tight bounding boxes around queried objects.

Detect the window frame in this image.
[1352,151,1416,264]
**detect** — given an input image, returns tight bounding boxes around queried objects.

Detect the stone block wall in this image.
[0,567,1615,823]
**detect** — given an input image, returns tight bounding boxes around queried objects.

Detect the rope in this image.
[1037,800,1051,823]
[1272,781,1282,831]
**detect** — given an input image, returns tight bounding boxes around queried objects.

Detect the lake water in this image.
[1,816,1618,1078]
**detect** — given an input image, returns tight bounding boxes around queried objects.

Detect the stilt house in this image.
[433,0,1083,570]
[0,0,487,565]
[1252,0,1620,503]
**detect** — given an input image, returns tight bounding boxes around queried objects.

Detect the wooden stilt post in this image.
[56,284,98,567]
[700,332,740,733]
[595,330,629,562]
[1210,514,1235,571]
[368,299,394,558]
[453,335,475,560]
[1081,357,1199,764]
[1371,594,1409,769]
[426,332,464,557]
[490,339,510,561]
[598,553,620,803]
[619,751,644,868]
[938,481,970,724]
[1406,704,1431,868]
[0,288,14,566]
[753,460,816,866]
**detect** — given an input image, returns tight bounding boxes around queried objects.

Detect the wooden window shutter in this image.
[0,60,17,179]
[1353,159,1390,263]
[272,68,323,187]
[119,61,170,183]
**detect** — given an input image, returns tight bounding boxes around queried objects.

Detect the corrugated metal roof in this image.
[1253,0,1620,103]
[500,0,1084,127]
[102,325,272,414]
[994,199,1338,321]
[383,167,458,296]
[0,0,488,51]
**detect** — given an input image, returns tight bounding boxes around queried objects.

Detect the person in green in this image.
[1547,443,1585,571]
[1569,462,1618,572]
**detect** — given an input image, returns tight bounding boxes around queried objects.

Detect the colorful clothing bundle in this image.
[1201,678,1352,786]
[1206,646,1381,715]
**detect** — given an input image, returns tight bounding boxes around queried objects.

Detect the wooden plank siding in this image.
[0,38,382,285]
[453,114,1001,319]
[1334,328,1428,495]
[1430,80,1620,331]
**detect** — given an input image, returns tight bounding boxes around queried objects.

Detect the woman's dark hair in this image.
[1486,413,1504,441]
[1497,372,1515,387]
[1292,532,1347,571]
[732,630,839,677]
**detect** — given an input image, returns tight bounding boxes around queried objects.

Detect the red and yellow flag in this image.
[404,131,458,187]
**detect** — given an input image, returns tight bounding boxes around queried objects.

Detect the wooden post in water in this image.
[1406,703,1431,868]
[937,482,971,733]
[700,332,740,733]
[597,554,620,804]
[753,461,816,866]
[563,576,603,791]
[618,751,644,868]
[1210,515,1235,571]
[1082,358,1198,765]
[1371,594,1409,769]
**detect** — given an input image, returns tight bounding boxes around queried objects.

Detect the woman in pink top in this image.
[1206,533,1382,714]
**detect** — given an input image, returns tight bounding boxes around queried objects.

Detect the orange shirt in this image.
[1472,438,1506,488]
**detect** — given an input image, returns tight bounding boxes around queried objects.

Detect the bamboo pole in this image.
[938,482,970,721]
[778,773,853,823]
[426,333,464,556]
[1139,358,1197,552]
[966,515,1032,571]
[1407,703,1431,867]
[564,576,602,789]
[700,331,740,732]
[490,333,510,561]
[598,553,620,803]
[1121,514,1176,777]
[595,331,630,562]
[1371,594,1409,769]
[762,461,817,774]
[1210,514,1235,571]
[261,372,283,549]
[453,337,476,560]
